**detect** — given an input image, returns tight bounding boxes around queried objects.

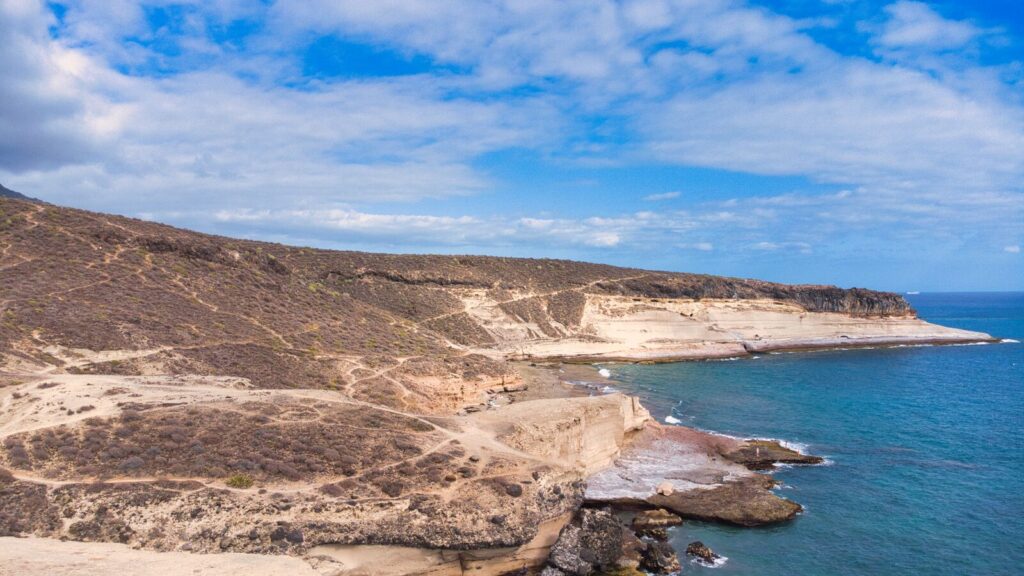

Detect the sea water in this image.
[600,293,1023,576]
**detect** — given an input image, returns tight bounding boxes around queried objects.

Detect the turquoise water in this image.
[602,293,1024,576]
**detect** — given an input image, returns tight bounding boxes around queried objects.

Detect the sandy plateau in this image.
[0,196,996,574]
[462,293,992,361]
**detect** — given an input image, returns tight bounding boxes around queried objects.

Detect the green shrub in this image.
[225,474,254,489]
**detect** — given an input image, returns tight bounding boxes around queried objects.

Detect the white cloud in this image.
[752,241,812,254]
[586,231,621,247]
[1005,245,1021,254]
[875,1,981,50]
[0,0,1019,283]
[643,191,680,201]
[643,61,1024,196]
[0,1,102,171]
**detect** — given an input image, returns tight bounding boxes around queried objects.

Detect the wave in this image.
[664,415,683,425]
[690,556,729,569]
[1002,338,1020,344]
[598,368,612,378]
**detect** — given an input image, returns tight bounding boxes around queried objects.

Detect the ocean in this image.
[599,292,1023,575]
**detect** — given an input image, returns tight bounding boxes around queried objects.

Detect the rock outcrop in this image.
[686,541,722,565]
[540,508,675,575]
[631,509,682,530]
[725,439,825,470]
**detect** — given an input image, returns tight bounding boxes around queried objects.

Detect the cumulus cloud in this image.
[1005,245,1021,254]
[875,1,981,50]
[752,241,812,254]
[0,0,1020,288]
[643,191,680,201]
[0,1,100,171]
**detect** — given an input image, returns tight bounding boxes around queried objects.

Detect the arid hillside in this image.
[1,196,922,406]
[0,196,994,573]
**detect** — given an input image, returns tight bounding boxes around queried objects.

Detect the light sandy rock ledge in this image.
[480,296,995,362]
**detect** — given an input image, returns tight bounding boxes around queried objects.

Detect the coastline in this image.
[499,361,830,573]
[0,336,988,575]
[514,333,998,365]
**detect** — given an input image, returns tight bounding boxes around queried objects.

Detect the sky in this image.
[1,0,1022,291]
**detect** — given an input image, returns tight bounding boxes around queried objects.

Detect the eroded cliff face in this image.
[476,394,651,475]
[448,291,991,361]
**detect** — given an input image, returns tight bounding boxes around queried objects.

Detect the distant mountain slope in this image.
[0,184,35,201]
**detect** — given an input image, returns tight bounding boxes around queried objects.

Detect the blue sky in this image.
[1,0,1021,291]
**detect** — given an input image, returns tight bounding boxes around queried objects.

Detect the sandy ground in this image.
[0,513,574,576]
[0,537,321,576]
[0,365,631,576]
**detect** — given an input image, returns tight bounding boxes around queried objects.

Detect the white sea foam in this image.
[1002,338,1020,344]
[766,438,809,453]
[690,556,729,568]
[664,415,683,425]
[598,368,612,378]
[601,385,617,394]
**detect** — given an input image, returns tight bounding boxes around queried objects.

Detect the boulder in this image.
[632,508,682,530]
[635,527,668,541]
[686,541,721,565]
[544,508,640,575]
[640,540,680,574]
[547,524,587,575]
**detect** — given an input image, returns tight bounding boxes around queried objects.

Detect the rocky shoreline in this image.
[0,359,834,576]
[527,334,998,365]
[520,364,828,575]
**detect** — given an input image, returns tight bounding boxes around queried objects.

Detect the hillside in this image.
[0,197,949,402]
[0,196,992,573]
[0,184,35,201]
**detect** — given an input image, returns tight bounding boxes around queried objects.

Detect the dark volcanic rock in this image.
[593,275,914,317]
[545,508,642,575]
[640,540,681,574]
[725,439,824,470]
[635,527,668,541]
[686,541,721,565]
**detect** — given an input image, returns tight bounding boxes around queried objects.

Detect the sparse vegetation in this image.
[225,474,254,488]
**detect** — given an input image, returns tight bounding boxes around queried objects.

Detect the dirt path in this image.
[413,274,652,327]
[0,371,559,502]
